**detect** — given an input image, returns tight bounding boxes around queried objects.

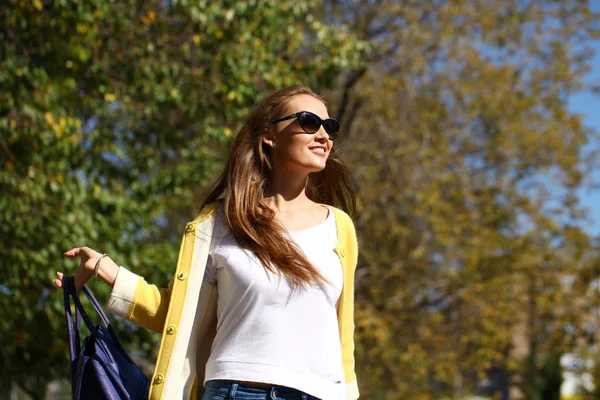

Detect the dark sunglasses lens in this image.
[323,119,340,140]
[298,112,321,134]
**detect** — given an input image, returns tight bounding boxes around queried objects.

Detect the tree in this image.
[320,0,600,398]
[0,0,366,397]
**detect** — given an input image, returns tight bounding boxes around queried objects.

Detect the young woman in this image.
[54,85,360,400]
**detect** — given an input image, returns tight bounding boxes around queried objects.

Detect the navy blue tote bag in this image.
[63,276,150,400]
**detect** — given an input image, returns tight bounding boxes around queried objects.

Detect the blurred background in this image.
[1,0,600,399]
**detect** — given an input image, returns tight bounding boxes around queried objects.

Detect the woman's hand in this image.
[54,247,120,292]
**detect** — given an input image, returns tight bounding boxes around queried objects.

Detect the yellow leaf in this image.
[76,23,89,34]
[56,118,66,138]
[142,10,156,25]
[193,34,201,45]
[44,112,55,126]
[104,93,116,102]
[223,128,232,137]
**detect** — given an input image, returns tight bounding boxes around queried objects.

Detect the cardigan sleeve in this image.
[336,211,360,400]
[106,265,175,333]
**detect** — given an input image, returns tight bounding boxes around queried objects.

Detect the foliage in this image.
[320,0,600,398]
[3,0,600,398]
[0,0,365,397]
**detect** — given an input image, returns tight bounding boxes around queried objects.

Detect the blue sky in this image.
[569,35,600,236]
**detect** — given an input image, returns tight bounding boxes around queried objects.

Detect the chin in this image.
[306,163,327,173]
[290,157,328,173]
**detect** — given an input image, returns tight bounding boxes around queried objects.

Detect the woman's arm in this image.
[336,212,360,400]
[105,265,175,333]
[54,247,173,333]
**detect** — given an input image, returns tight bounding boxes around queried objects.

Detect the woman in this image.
[53,85,359,400]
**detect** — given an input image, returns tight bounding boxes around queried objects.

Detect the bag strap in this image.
[62,277,134,400]
[63,277,134,361]
[70,282,109,331]
[63,277,82,396]
[79,279,134,361]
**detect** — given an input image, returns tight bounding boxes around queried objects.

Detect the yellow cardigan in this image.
[106,202,359,399]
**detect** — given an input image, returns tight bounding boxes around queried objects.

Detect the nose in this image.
[315,125,329,142]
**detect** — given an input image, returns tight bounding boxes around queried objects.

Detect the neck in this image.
[263,167,314,214]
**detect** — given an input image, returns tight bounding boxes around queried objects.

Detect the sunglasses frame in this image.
[270,111,339,140]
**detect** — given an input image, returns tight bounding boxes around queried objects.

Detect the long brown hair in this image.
[200,85,356,289]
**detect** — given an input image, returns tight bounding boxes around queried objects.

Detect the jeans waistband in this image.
[204,379,319,400]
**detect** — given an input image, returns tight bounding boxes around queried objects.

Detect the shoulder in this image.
[321,204,355,229]
[188,200,223,225]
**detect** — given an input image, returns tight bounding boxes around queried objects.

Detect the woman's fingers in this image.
[56,248,86,291]
[73,269,87,293]
[53,271,64,288]
[53,268,84,292]
[57,246,104,292]
[54,252,73,290]
[63,248,82,257]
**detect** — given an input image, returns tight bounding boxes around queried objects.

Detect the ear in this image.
[262,136,276,149]
[262,127,276,149]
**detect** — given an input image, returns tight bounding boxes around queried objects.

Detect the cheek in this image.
[276,134,314,161]
[286,134,313,152]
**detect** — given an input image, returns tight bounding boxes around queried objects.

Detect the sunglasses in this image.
[270,111,340,140]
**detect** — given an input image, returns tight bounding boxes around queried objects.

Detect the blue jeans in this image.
[200,380,321,400]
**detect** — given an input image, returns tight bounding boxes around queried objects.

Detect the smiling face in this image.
[264,94,333,174]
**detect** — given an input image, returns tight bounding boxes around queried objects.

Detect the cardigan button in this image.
[339,248,346,257]
[166,325,177,335]
[177,272,187,281]
[185,224,195,234]
[153,374,164,385]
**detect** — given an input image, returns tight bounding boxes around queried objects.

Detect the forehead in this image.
[284,94,329,118]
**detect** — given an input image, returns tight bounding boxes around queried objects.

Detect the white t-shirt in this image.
[202,203,346,399]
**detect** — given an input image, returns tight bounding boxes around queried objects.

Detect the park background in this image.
[2,0,600,399]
